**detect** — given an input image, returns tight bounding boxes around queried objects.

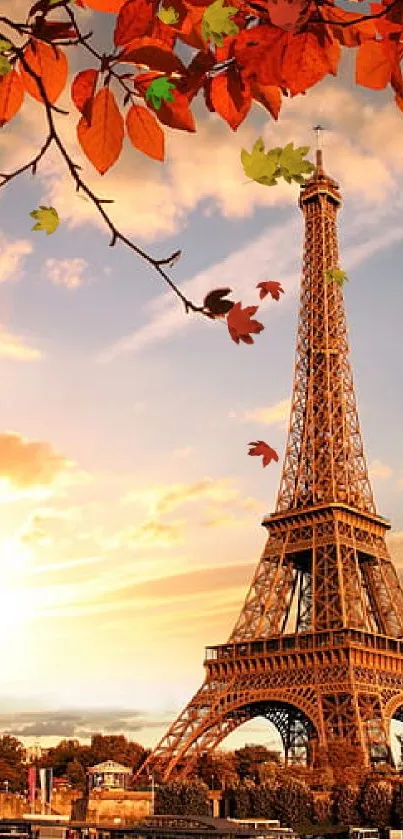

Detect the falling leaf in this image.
[248,440,279,467]
[201,0,239,46]
[0,69,25,127]
[126,103,165,160]
[241,138,279,186]
[325,268,348,287]
[257,280,284,301]
[29,205,60,235]
[277,141,316,183]
[0,39,12,53]
[77,87,124,174]
[226,302,264,345]
[157,6,180,24]
[203,287,234,317]
[145,76,175,109]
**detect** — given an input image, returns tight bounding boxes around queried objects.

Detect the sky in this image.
[0,1,403,756]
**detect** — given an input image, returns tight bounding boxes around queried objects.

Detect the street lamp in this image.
[147,772,155,816]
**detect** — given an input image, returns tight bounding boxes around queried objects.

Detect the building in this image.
[87,762,132,791]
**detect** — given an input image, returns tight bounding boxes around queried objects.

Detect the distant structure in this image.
[88,760,132,790]
[138,133,403,780]
[23,744,43,764]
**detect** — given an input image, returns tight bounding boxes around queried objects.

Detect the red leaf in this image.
[118,37,187,75]
[282,27,340,95]
[80,0,126,10]
[250,80,282,119]
[248,440,279,468]
[257,280,284,301]
[356,39,394,89]
[206,69,251,130]
[114,0,154,46]
[325,5,377,46]
[226,302,264,345]
[126,103,165,160]
[177,49,215,100]
[19,40,68,104]
[234,26,286,87]
[77,87,124,174]
[71,69,99,123]
[150,88,196,132]
[267,0,309,31]
[0,69,24,127]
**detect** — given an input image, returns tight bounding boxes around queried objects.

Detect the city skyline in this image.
[1,0,403,755]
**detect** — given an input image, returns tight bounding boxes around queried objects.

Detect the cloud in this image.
[118,518,186,548]
[97,218,301,361]
[0,234,32,284]
[387,532,403,569]
[123,477,241,515]
[0,432,72,490]
[45,258,89,290]
[369,459,393,480]
[0,328,43,361]
[0,708,163,741]
[231,398,291,429]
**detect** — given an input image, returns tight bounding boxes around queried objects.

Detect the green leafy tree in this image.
[359,778,393,828]
[274,777,313,829]
[332,783,361,827]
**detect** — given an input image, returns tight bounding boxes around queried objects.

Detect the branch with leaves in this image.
[0,0,394,319]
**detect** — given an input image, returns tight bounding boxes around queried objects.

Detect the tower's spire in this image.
[313,123,325,173]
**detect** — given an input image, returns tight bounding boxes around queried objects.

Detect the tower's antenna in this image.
[312,124,325,172]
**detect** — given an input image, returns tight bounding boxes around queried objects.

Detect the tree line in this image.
[2,733,403,831]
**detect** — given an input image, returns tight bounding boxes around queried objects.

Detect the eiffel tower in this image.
[138,132,403,781]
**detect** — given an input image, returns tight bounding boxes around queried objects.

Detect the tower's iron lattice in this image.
[137,147,403,781]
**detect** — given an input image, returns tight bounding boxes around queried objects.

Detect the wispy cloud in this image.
[230,398,290,429]
[45,258,89,290]
[0,329,43,362]
[369,459,393,480]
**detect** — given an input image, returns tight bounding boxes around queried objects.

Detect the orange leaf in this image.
[19,40,68,104]
[126,103,164,160]
[234,26,286,86]
[248,440,279,468]
[207,70,251,130]
[267,0,309,31]
[80,0,126,10]
[118,37,187,75]
[250,80,282,119]
[281,27,340,95]
[257,280,284,301]
[356,39,392,89]
[226,302,264,345]
[71,69,98,123]
[150,88,195,131]
[77,88,124,174]
[324,5,377,46]
[0,70,24,127]
[114,0,154,46]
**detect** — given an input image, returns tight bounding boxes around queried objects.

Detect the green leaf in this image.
[157,6,180,24]
[29,206,60,235]
[278,142,315,181]
[325,267,348,287]
[0,39,12,54]
[241,139,279,186]
[201,0,239,46]
[0,55,11,76]
[241,139,315,188]
[145,76,175,109]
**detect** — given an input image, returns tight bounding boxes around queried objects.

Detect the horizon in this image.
[1,0,403,762]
